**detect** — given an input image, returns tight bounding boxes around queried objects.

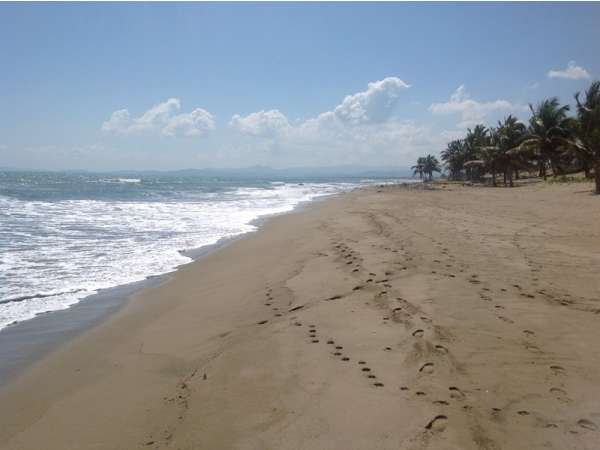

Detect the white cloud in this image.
[162,108,215,137]
[101,109,131,133]
[224,77,440,167]
[429,85,519,128]
[102,98,215,137]
[330,77,410,125]
[229,76,411,141]
[229,109,291,137]
[547,61,591,80]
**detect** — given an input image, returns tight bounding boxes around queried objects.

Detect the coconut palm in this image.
[572,81,600,194]
[441,139,467,180]
[463,125,489,181]
[412,155,441,181]
[482,116,528,186]
[423,154,441,181]
[411,157,426,180]
[518,98,572,179]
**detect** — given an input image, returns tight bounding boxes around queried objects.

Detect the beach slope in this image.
[1,183,599,450]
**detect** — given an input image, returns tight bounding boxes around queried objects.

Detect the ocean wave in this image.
[0,178,373,330]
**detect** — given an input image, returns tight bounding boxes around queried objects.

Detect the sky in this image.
[1,2,599,172]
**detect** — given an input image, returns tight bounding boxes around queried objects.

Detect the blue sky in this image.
[1,2,599,171]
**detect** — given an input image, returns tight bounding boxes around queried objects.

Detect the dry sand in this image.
[1,182,599,450]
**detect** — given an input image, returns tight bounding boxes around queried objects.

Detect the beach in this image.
[0,182,599,450]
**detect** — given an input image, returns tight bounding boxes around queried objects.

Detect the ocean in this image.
[0,171,404,331]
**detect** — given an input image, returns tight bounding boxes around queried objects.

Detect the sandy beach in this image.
[1,182,599,450]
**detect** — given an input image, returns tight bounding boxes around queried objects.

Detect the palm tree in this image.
[463,125,489,181]
[572,81,600,194]
[482,115,527,187]
[412,157,426,180]
[412,155,441,181]
[423,154,441,181]
[441,139,467,180]
[518,98,572,179]
[480,128,503,186]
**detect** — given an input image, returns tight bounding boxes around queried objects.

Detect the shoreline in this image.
[0,187,355,387]
[1,182,598,450]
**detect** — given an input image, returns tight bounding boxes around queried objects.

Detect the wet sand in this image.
[0,182,599,450]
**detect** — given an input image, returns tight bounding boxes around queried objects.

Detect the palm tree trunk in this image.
[539,160,547,180]
[503,170,507,186]
[492,169,496,187]
[515,168,519,180]
[508,167,514,187]
[595,162,600,195]
[583,162,592,179]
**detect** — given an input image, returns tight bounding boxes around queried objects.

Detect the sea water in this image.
[0,171,403,330]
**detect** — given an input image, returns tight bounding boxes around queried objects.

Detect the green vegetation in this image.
[415,80,600,194]
[412,154,441,181]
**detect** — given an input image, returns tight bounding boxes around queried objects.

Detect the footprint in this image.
[412,329,425,338]
[341,357,350,361]
[498,315,514,324]
[433,400,449,405]
[361,367,371,372]
[517,410,529,416]
[435,345,448,354]
[327,340,335,344]
[400,386,409,391]
[358,361,366,365]
[549,387,570,402]
[257,320,269,325]
[448,387,465,400]
[327,295,342,301]
[425,415,448,431]
[311,340,319,343]
[333,352,342,356]
[419,363,434,374]
[373,382,384,387]
[550,365,566,375]
[577,419,598,431]
[416,391,427,396]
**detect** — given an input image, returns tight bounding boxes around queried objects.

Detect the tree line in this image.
[413,80,600,194]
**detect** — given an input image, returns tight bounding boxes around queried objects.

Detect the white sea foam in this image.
[0,181,367,330]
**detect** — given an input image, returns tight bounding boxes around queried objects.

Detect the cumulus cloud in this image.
[163,109,216,137]
[429,85,519,128]
[224,77,439,167]
[229,109,291,137]
[547,61,591,80]
[330,77,410,125]
[229,76,412,139]
[101,98,215,137]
